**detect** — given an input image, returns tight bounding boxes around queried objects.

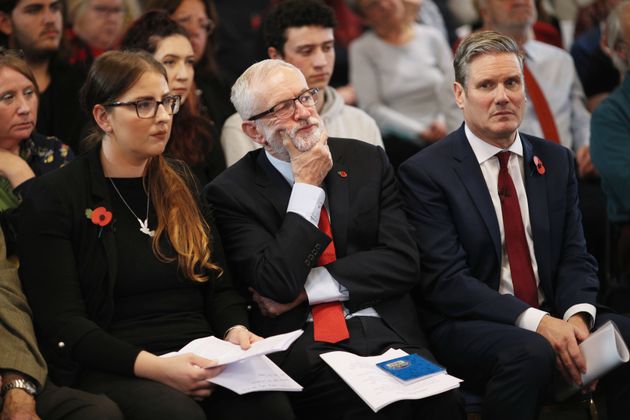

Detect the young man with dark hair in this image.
[220,0,383,167]
[0,0,85,153]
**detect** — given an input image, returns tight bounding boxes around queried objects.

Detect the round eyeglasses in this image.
[104,95,181,119]
[248,88,319,121]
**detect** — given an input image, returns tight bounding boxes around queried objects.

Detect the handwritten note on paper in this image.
[209,356,303,395]
[320,349,461,412]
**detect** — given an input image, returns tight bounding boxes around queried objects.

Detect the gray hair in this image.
[230,59,303,120]
[454,30,523,88]
[606,1,630,73]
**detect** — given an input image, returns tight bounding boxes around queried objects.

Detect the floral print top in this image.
[0,133,74,211]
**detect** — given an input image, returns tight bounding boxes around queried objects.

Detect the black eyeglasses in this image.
[248,88,319,121]
[104,95,181,119]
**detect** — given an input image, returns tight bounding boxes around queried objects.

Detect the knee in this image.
[139,395,206,420]
[496,334,555,384]
[81,395,124,420]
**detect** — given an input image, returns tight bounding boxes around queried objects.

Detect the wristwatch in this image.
[1,378,38,397]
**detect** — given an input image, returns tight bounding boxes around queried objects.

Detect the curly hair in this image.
[264,0,337,54]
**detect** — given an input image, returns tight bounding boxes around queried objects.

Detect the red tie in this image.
[523,63,560,144]
[497,152,539,308]
[311,207,350,343]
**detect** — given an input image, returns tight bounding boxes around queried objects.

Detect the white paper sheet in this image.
[209,355,303,394]
[581,320,629,384]
[162,329,303,367]
[320,349,462,412]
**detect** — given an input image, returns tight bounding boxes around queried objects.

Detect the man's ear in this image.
[0,12,13,37]
[241,120,267,146]
[93,105,113,134]
[453,82,465,110]
[268,47,281,60]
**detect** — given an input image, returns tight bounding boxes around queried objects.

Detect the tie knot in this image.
[497,151,511,170]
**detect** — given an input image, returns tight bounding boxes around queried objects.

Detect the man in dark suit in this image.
[398,31,630,420]
[205,59,464,420]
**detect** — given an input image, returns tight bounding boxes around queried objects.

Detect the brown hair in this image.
[80,50,219,282]
[145,0,220,78]
[120,10,214,166]
[0,49,40,95]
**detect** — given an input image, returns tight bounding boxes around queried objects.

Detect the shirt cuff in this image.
[515,307,549,332]
[563,304,597,329]
[304,266,349,305]
[286,183,325,226]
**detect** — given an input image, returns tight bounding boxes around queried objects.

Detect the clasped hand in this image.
[536,314,597,391]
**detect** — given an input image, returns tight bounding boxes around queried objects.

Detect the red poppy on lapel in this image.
[86,207,113,227]
[337,170,348,178]
[533,156,545,175]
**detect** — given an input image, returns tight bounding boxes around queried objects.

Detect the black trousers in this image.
[272,317,465,420]
[76,370,295,420]
[430,312,630,420]
[36,379,123,420]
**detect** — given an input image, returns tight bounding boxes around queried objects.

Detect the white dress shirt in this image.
[265,151,379,318]
[520,40,591,152]
[465,125,596,331]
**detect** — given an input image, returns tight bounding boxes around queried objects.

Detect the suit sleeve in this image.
[206,146,420,310]
[0,230,47,387]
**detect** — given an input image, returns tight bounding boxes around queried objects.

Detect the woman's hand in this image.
[224,325,262,350]
[0,148,34,188]
[134,350,225,399]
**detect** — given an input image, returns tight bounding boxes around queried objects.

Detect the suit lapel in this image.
[325,141,349,257]
[521,135,551,296]
[452,128,502,263]
[255,151,292,220]
[86,147,117,294]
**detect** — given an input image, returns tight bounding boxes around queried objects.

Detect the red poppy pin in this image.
[533,155,545,175]
[86,206,112,237]
[337,170,348,178]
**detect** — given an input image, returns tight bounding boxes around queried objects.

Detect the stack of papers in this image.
[320,348,461,412]
[162,330,304,394]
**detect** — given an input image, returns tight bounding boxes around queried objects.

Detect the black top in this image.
[107,178,213,355]
[18,146,248,385]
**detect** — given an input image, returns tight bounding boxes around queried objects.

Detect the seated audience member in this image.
[591,1,630,279]
[206,59,464,420]
[0,49,73,211]
[570,0,621,111]
[0,0,86,154]
[399,31,630,420]
[350,0,461,168]
[146,0,234,131]
[121,10,224,185]
[0,49,73,253]
[17,50,294,420]
[221,0,383,167]
[1,227,123,420]
[65,0,141,70]
[478,0,592,175]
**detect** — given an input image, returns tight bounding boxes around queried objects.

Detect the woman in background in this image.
[18,50,293,420]
[65,0,142,69]
[146,0,234,130]
[121,10,225,185]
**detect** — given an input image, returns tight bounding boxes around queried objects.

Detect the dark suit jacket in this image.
[398,125,599,330]
[17,146,248,386]
[205,137,426,347]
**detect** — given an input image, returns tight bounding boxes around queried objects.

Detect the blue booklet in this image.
[376,354,445,384]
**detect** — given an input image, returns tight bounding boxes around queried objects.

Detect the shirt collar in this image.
[464,123,523,164]
[265,150,295,185]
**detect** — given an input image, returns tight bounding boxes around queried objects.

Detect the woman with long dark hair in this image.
[17,50,294,420]
[121,9,224,184]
